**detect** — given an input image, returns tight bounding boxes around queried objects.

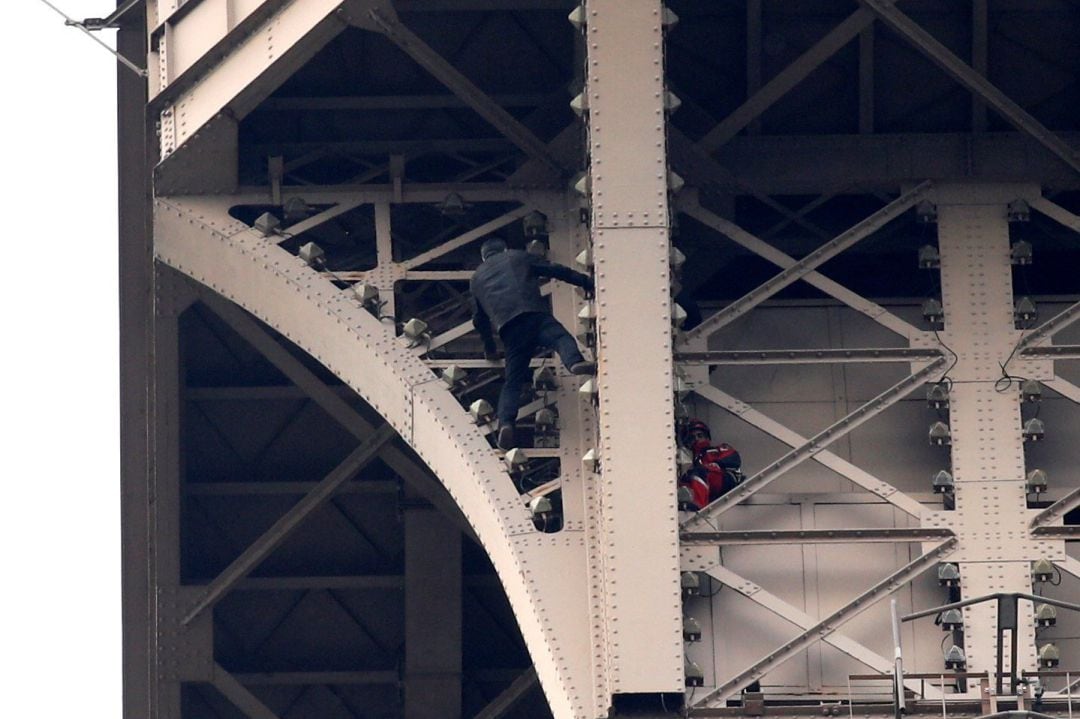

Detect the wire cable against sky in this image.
[34,0,148,78]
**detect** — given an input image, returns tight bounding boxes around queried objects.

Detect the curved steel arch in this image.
[153,195,597,719]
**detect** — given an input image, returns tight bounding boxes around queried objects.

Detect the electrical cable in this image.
[34,0,148,77]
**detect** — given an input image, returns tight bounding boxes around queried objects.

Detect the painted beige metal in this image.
[152,196,597,719]
[585,0,683,694]
[927,187,1061,679]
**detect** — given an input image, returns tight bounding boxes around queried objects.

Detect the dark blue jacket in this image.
[471,249,593,352]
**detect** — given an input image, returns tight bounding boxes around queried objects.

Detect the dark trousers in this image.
[497,312,584,425]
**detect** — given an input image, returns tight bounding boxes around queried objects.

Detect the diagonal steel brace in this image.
[683,357,944,531]
[694,537,958,707]
[683,181,932,344]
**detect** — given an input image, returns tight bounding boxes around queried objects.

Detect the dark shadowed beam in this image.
[861,0,1080,174]
[362,11,568,175]
[698,6,882,153]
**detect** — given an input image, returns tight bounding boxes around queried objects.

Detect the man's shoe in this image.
[569,360,596,375]
[497,424,516,451]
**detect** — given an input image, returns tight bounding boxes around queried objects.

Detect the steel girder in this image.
[153,195,596,719]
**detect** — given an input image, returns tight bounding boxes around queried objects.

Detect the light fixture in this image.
[505,447,529,469]
[670,246,686,272]
[937,563,961,588]
[684,658,704,687]
[1038,643,1060,668]
[918,245,941,269]
[582,447,599,473]
[469,399,494,423]
[1032,558,1054,583]
[441,365,467,388]
[944,645,966,670]
[1025,469,1048,494]
[1015,297,1037,326]
[931,470,954,494]
[916,200,937,224]
[1011,239,1033,265]
[926,382,950,409]
[352,283,379,307]
[1035,603,1057,628]
[253,211,282,236]
[570,92,588,117]
[1021,379,1042,403]
[681,572,700,597]
[402,317,429,340]
[572,172,590,197]
[664,90,682,113]
[929,421,951,446]
[683,616,702,642]
[1023,418,1045,442]
[661,6,680,28]
[939,609,963,632]
[672,302,688,329]
[528,495,553,518]
[437,192,468,217]
[567,5,585,29]
[298,242,326,268]
[922,298,944,326]
[1007,199,1031,223]
[282,196,312,223]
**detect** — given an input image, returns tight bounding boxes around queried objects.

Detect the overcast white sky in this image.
[4,2,121,714]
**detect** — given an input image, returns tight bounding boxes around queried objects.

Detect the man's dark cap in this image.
[480,236,508,260]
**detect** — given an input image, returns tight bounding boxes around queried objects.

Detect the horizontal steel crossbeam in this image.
[681,527,953,545]
[1029,487,1080,530]
[676,348,942,365]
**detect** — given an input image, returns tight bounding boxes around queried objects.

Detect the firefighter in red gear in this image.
[678,419,743,511]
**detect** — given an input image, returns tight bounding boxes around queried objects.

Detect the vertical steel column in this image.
[404,498,462,719]
[935,187,1036,683]
[151,278,186,718]
[118,4,151,717]
[586,0,683,694]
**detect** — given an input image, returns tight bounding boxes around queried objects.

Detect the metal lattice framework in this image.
[117,2,1080,719]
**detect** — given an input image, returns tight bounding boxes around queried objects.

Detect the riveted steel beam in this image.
[182,424,396,624]
[860,0,1080,175]
[681,528,954,546]
[692,384,926,518]
[586,0,683,697]
[677,198,922,342]
[155,197,591,719]
[692,537,958,707]
[1022,345,1080,360]
[1029,488,1080,530]
[683,181,932,344]
[1017,303,1080,352]
[402,206,533,270]
[676,348,942,366]
[684,358,943,531]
